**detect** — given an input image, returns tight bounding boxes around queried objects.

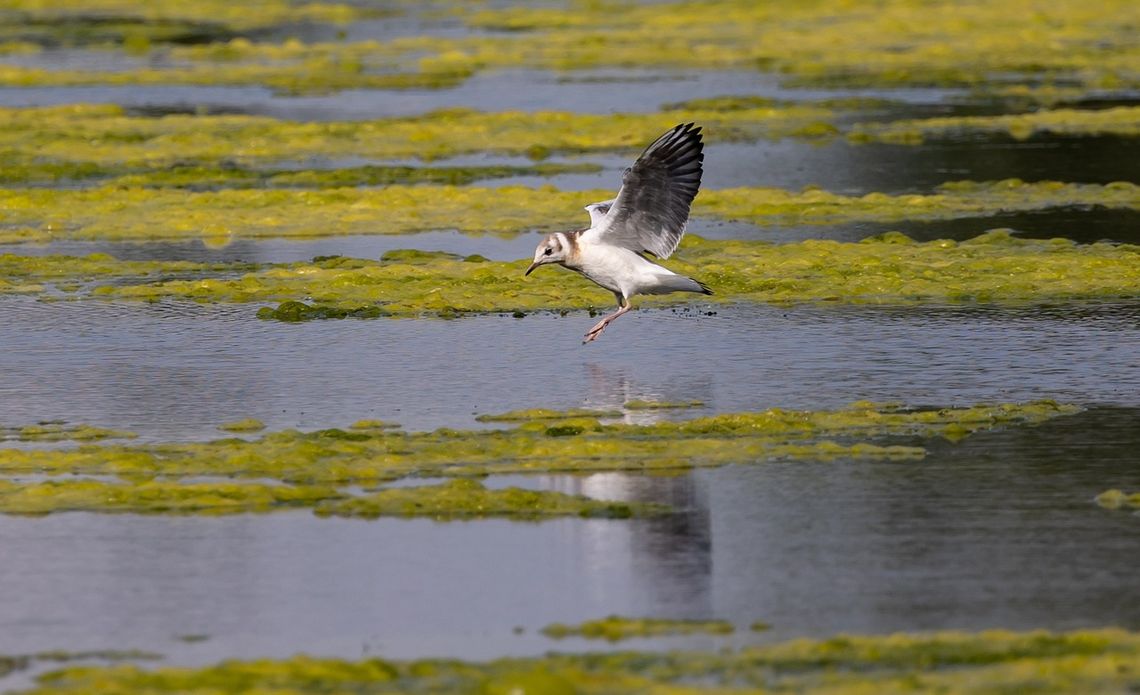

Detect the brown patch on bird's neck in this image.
[560,229,585,264]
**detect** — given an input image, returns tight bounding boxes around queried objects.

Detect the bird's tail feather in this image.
[650,273,713,296]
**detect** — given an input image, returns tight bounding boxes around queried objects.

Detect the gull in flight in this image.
[524,122,711,343]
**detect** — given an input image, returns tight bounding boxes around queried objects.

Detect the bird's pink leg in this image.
[583,301,632,343]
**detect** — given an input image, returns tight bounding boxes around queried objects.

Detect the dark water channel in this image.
[0,44,1138,686]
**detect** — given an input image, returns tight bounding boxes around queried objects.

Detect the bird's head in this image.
[525,233,569,276]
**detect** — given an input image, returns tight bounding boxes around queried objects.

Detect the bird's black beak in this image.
[524,261,539,276]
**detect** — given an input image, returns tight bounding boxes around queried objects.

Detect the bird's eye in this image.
[544,248,553,255]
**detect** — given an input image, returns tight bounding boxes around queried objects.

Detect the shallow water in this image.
[0,406,1137,669]
[2,298,1137,441]
[0,68,967,119]
[2,8,1140,687]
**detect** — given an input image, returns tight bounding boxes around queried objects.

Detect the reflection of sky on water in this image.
[1,298,1137,441]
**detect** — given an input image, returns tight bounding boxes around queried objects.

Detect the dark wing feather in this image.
[582,122,703,259]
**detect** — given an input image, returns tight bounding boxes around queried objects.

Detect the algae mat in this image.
[0,401,1077,516]
[2,0,1137,99]
[3,232,1136,317]
[2,179,1137,243]
[8,628,1140,694]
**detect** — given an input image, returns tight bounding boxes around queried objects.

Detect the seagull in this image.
[524,122,711,343]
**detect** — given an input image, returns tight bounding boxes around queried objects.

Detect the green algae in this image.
[315,479,663,521]
[104,162,601,190]
[0,104,833,174]
[216,418,265,433]
[1095,489,1140,510]
[459,0,1140,94]
[2,423,136,442]
[0,477,662,519]
[348,420,399,431]
[0,0,365,37]
[850,106,1140,144]
[3,0,1135,99]
[3,177,1137,244]
[697,180,1140,228]
[16,628,1140,694]
[31,232,1134,315]
[0,400,1084,517]
[474,408,621,423]
[0,401,1078,490]
[541,616,734,642]
[0,479,340,516]
[0,253,244,292]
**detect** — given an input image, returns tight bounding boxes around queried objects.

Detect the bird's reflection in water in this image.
[580,362,715,425]
[537,362,717,615]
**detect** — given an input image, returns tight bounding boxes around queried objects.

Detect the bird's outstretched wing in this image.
[580,122,703,259]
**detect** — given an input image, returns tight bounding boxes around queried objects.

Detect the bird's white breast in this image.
[573,241,680,299]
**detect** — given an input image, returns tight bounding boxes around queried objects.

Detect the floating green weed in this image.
[0,479,339,516]
[0,401,1078,488]
[1,0,1136,98]
[14,628,1140,694]
[8,231,1132,314]
[1095,489,1140,510]
[0,104,833,171]
[850,106,1140,143]
[542,616,735,641]
[2,423,136,442]
[2,179,1135,244]
[216,418,265,433]
[474,408,621,422]
[0,0,362,33]
[315,479,661,521]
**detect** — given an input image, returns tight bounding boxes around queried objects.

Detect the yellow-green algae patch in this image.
[2,179,1137,244]
[3,0,1136,99]
[542,616,734,642]
[457,0,1139,95]
[315,479,663,521]
[0,478,662,519]
[474,408,622,423]
[0,402,1078,488]
[850,106,1140,144]
[216,418,265,433]
[0,253,245,292]
[348,419,400,431]
[0,105,834,172]
[1095,489,1140,510]
[696,180,1140,228]
[16,629,1140,694]
[56,232,1140,315]
[0,0,364,33]
[2,423,136,442]
[0,479,339,516]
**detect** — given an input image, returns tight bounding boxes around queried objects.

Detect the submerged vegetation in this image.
[0,401,1078,516]
[13,628,1140,694]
